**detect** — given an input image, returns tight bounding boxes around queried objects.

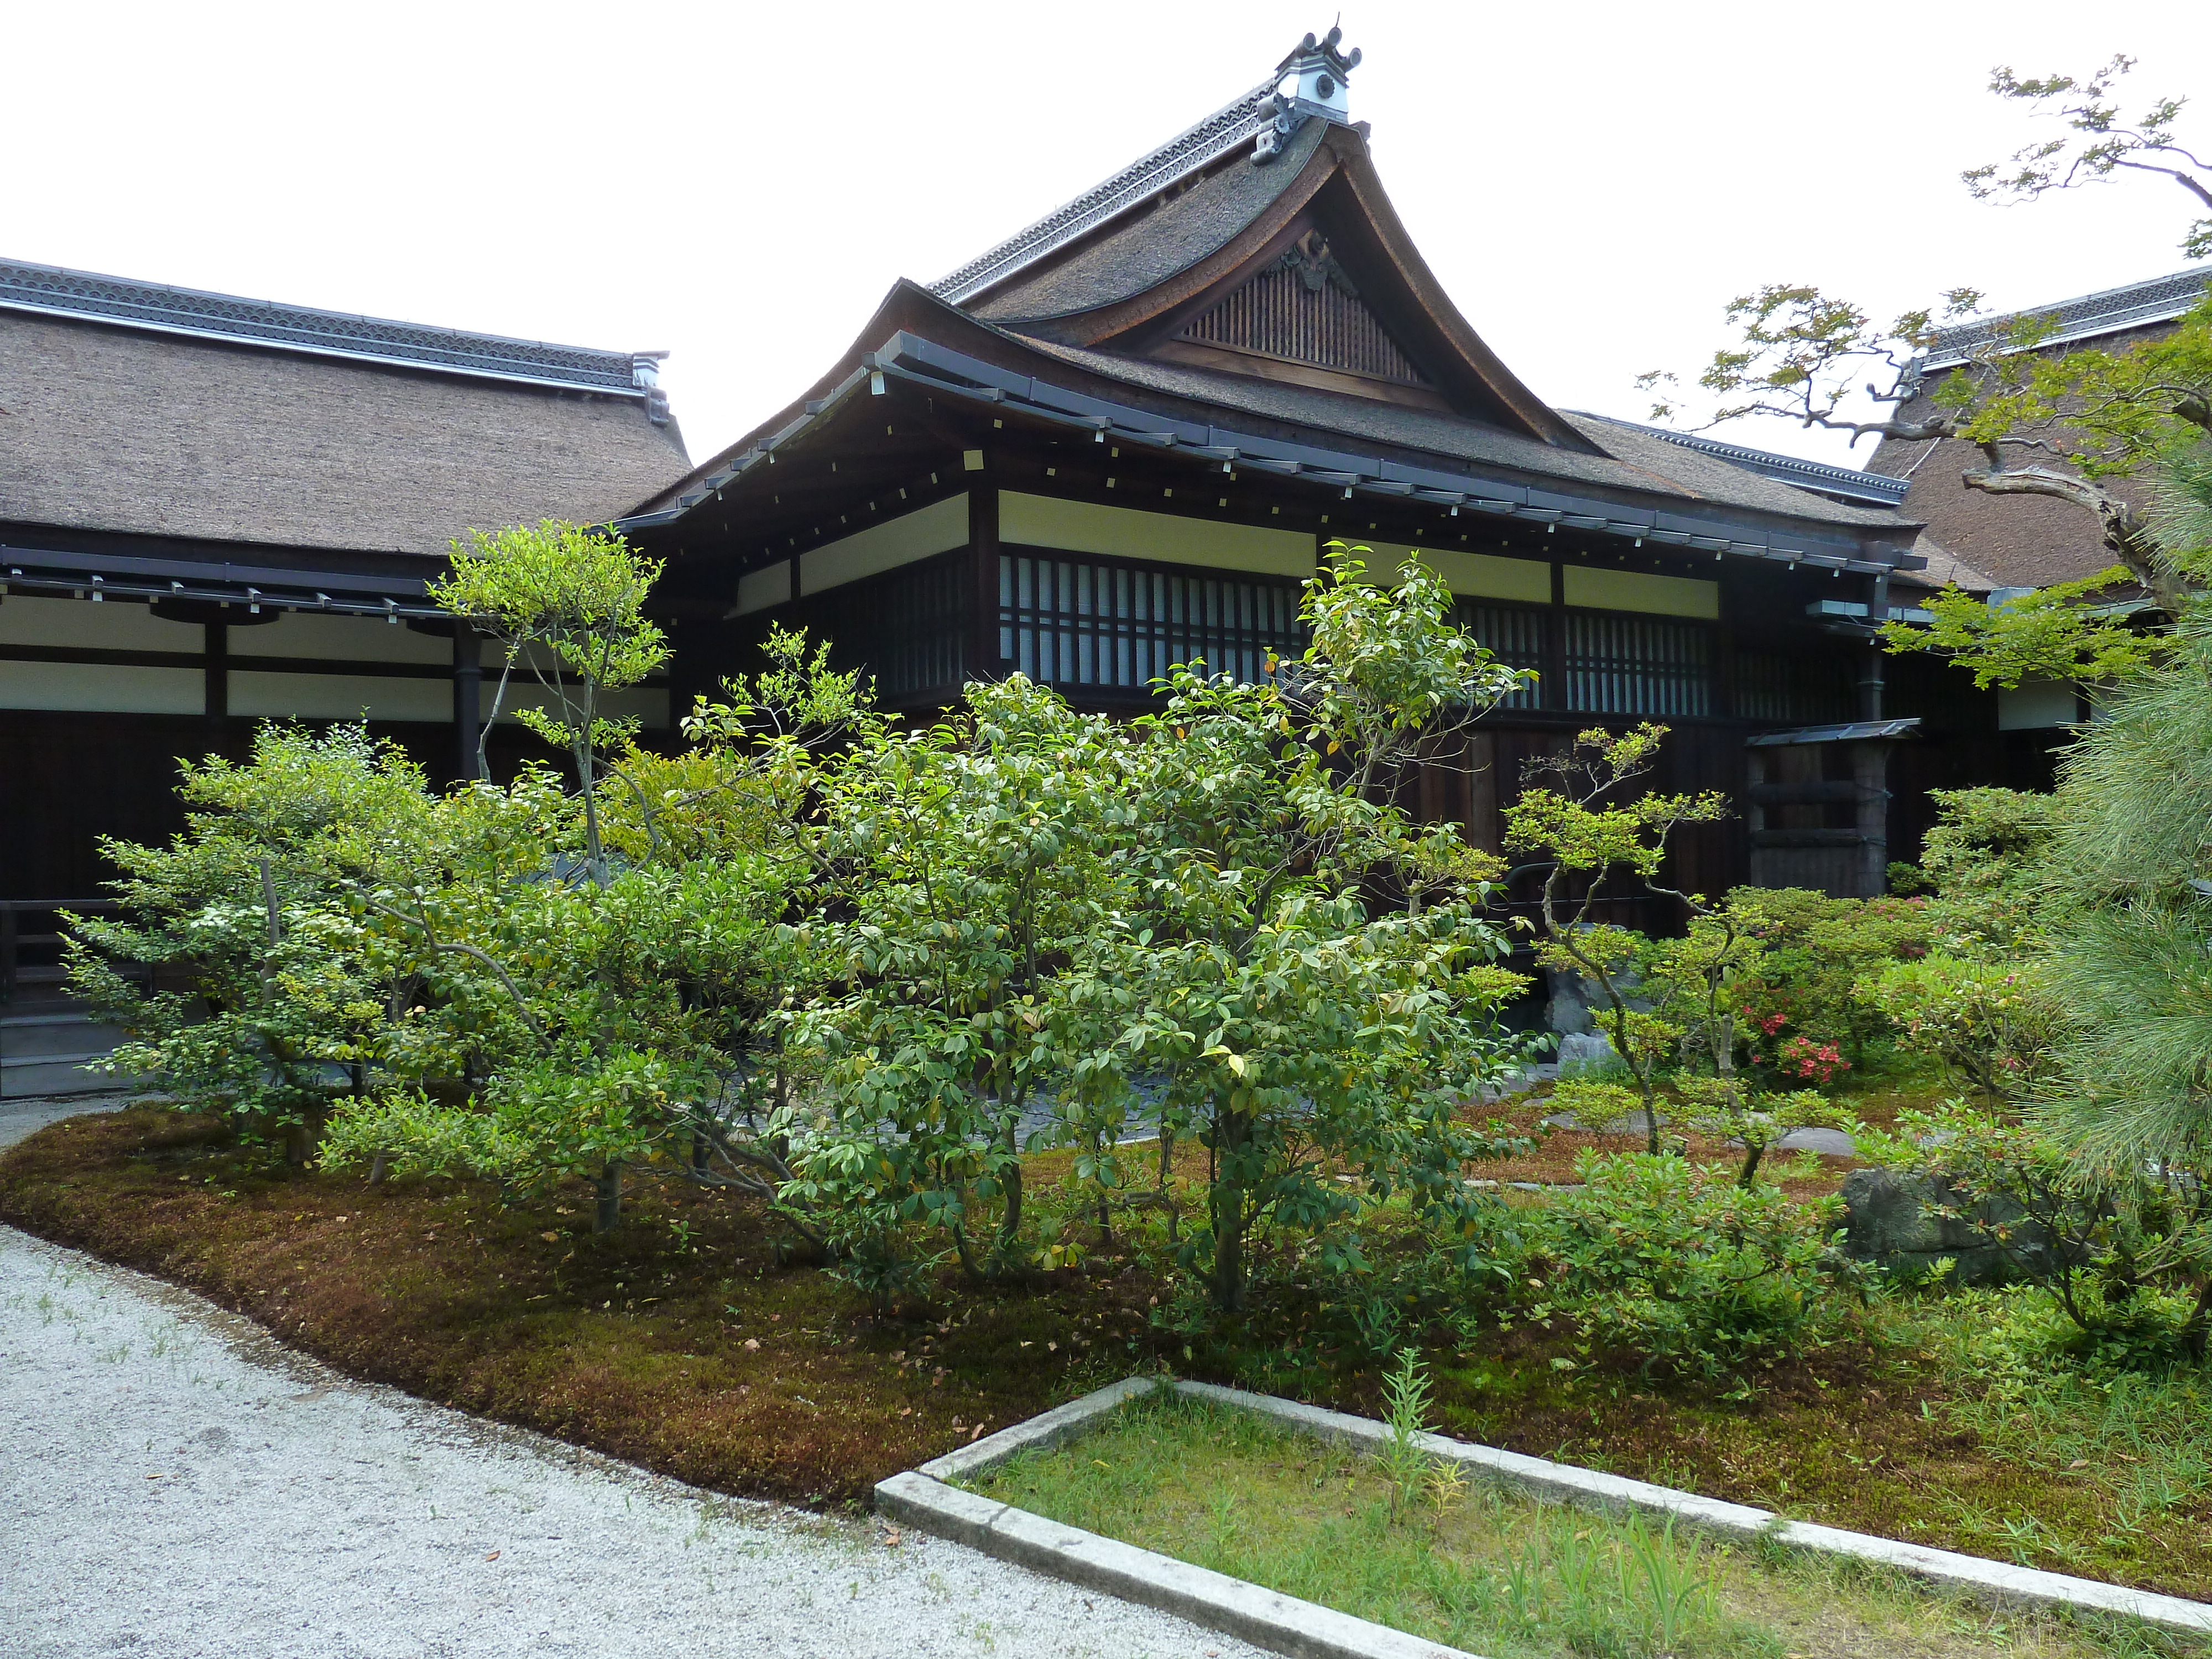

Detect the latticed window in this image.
[1563,612,1712,717]
[999,553,1304,692]
[1735,650,1855,725]
[1456,601,1546,711]
[851,553,966,700]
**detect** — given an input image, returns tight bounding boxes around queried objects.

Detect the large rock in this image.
[1543,964,1651,1037]
[1554,1030,1620,1077]
[1545,967,1594,1036]
[1840,1168,2060,1286]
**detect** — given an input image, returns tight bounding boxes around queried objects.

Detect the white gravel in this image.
[0,1108,1269,1659]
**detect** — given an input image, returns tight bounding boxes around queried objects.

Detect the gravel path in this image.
[0,1106,1269,1659]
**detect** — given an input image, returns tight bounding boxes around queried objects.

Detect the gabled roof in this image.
[964,118,1333,325]
[1920,267,2209,371]
[0,257,662,397]
[1585,416,1913,509]
[931,81,1281,307]
[625,283,1922,578]
[626,36,1921,582]
[2,269,691,557]
[925,43,1594,453]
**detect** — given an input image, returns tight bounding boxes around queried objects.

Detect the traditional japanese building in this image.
[1,258,690,911]
[9,27,2057,966]
[621,30,1953,904]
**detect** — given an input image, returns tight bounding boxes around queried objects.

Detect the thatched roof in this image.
[0,261,691,557]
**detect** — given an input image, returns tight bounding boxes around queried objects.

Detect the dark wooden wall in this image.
[2,709,553,901]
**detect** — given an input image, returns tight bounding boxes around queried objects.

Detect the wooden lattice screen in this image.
[1179,249,1430,385]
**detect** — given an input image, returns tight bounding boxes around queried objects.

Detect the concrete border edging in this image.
[1174,1379,2212,1637]
[877,1375,2212,1653]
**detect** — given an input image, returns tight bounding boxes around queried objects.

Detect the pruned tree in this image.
[430,520,669,885]
[1965,55,2212,263]
[1640,55,2212,679]
[1503,724,1730,1156]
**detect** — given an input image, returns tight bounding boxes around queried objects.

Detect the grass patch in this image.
[967,1391,2205,1659]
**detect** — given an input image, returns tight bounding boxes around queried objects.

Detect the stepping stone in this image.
[1541,1108,1665,1135]
[1774,1125,1858,1156]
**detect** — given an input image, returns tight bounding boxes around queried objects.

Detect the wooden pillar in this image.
[967,481,1000,686]
[1465,731,1500,854]
[205,620,228,722]
[453,623,483,782]
[1853,739,1889,899]
[1857,571,1888,723]
[1543,561,1567,712]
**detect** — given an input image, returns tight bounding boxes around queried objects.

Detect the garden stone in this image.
[1545,967,1594,1035]
[1773,1126,1858,1156]
[1840,1167,2055,1286]
[1541,1105,1665,1136]
[1543,966,1652,1037]
[1554,1030,1618,1075]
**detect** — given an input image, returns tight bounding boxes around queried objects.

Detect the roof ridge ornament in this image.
[1254,27,1360,165]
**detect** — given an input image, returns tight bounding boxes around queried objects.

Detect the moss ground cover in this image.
[7,1104,2212,1604]
[966,1391,2201,1659]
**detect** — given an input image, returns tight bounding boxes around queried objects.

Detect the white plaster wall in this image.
[0,661,204,713]
[999,492,1315,579]
[1562,565,1720,619]
[799,496,969,597]
[0,594,204,652]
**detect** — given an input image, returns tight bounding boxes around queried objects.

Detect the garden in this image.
[10,477,2212,1657]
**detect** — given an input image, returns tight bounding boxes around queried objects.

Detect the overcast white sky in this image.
[10,2,2207,472]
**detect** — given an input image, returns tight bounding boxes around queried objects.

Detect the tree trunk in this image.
[1159,1130,1180,1246]
[1604,1002,1662,1157]
[1210,1110,1253,1312]
[573,739,607,885]
[996,1158,1024,1264]
[285,1105,327,1168]
[1961,466,2179,609]
[593,1160,624,1233]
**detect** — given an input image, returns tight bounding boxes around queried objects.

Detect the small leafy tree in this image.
[1671,1076,1845,1187]
[1910,787,2066,950]
[1859,953,2068,1106]
[430,520,669,885]
[1503,724,1730,1154]
[70,724,445,1162]
[791,675,1129,1286]
[1863,1104,2212,1358]
[324,631,865,1233]
[1639,895,1770,1082]
[1050,547,1531,1313]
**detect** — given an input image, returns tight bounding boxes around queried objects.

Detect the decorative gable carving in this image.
[1176,232,1430,386]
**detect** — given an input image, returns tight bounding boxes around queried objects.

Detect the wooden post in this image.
[205,620,228,722]
[968,481,1000,687]
[1853,740,1888,899]
[452,623,483,782]
[1854,571,1891,898]
[1857,571,1888,723]
[1543,561,1567,712]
